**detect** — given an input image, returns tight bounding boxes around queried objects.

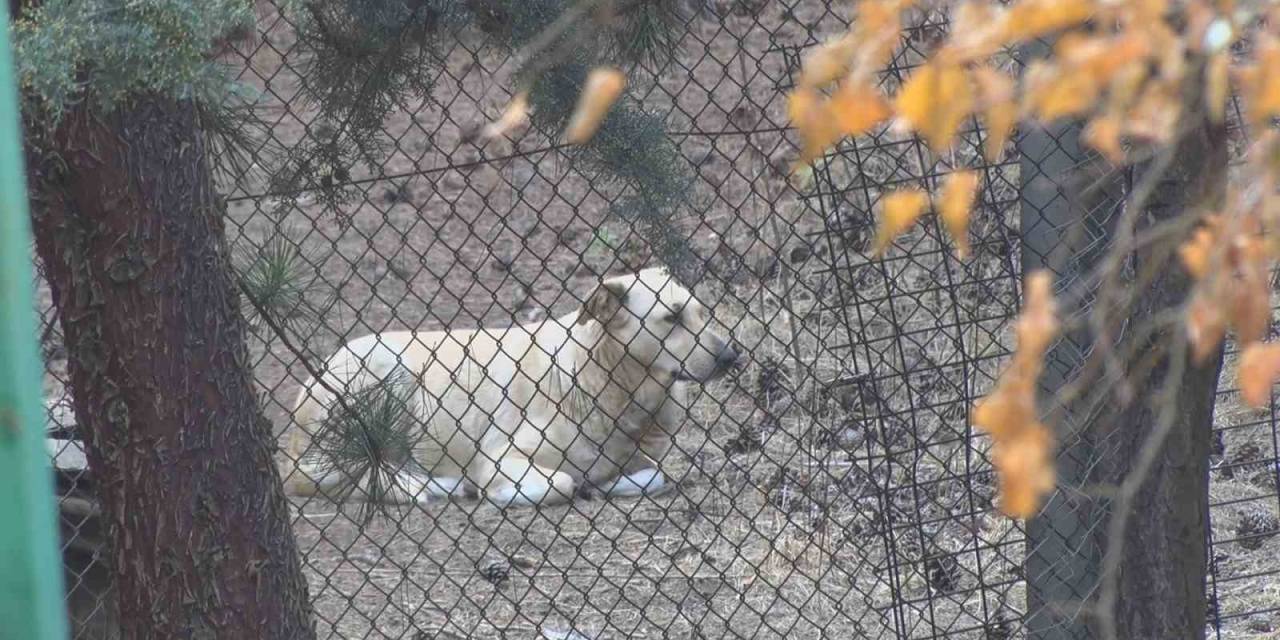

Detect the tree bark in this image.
[27,97,315,639]
[1090,103,1228,638]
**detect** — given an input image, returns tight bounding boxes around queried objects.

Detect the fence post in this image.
[0,1,70,637]
[1017,38,1122,640]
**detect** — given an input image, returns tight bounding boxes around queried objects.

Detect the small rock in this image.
[813,424,864,452]
[724,428,763,456]
[382,183,412,205]
[984,609,1014,640]
[518,307,546,324]
[926,554,961,594]
[491,254,515,272]
[728,104,760,130]
[512,285,532,311]
[349,549,380,567]
[1248,464,1278,490]
[477,558,511,586]
[509,555,537,570]
[788,244,812,265]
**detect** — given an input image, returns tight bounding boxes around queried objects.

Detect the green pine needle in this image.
[304,367,424,523]
[233,233,330,341]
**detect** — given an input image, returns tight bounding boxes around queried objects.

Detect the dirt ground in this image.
[36,0,1280,639]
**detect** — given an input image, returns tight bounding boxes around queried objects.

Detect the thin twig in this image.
[1086,144,1179,407]
[235,276,421,505]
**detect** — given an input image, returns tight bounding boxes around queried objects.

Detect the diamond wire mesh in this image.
[28,1,1280,638]
[1203,85,1280,639]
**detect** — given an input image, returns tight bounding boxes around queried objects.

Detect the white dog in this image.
[282,267,739,507]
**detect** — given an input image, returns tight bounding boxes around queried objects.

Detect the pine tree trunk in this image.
[27,97,315,639]
[1084,98,1228,638]
[1020,46,1228,639]
[1100,114,1226,638]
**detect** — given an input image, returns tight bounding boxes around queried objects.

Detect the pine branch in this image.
[278,0,698,277]
[236,276,422,523]
[304,367,423,524]
[12,0,253,120]
[232,230,332,343]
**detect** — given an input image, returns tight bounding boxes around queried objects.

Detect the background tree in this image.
[778,1,1269,638]
[12,1,317,637]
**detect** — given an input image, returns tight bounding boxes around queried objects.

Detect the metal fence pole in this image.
[0,1,70,637]
[1017,38,1124,640]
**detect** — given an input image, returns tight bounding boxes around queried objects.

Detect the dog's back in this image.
[282,322,553,500]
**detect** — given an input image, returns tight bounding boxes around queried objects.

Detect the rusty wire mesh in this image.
[33,0,1280,638]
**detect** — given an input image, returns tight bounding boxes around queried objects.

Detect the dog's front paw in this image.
[602,468,669,498]
[487,467,575,507]
[394,472,465,503]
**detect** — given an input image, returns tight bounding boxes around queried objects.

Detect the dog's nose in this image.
[717,344,741,369]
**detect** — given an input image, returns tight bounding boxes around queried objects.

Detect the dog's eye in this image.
[663,311,680,323]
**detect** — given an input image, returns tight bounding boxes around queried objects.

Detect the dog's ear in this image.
[577,280,629,326]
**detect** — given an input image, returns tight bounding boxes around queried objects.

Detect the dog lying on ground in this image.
[282,267,740,507]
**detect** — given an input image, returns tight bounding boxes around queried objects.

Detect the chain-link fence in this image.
[34,1,1280,638]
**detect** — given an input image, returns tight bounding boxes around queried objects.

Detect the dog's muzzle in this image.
[679,342,741,382]
[714,343,741,373]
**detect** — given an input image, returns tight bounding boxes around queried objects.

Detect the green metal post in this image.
[0,1,71,638]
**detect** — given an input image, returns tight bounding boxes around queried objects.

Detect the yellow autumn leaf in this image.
[1121,0,1170,24]
[1082,115,1124,165]
[852,0,908,71]
[1054,32,1150,84]
[565,68,626,145]
[830,82,892,137]
[1183,0,1216,54]
[1156,27,1189,83]
[798,33,857,89]
[1121,80,1181,145]
[874,188,929,256]
[1004,0,1097,43]
[1178,226,1217,279]
[1238,36,1280,130]
[476,91,530,142]
[1227,234,1271,346]
[894,62,974,153]
[972,389,1032,440]
[1024,63,1099,123]
[788,88,843,166]
[939,170,980,259]
[973,269,1059,520]
[1016,270,1059,359]
[939,1,1009,63]
[788,87,818,125]
[973,67,1016,163]
[1239,342,1280,408]
[1187,292,1227,365]
[1103,62,1149,117]
[1207,51,1230,124]
[991,423,1055,519]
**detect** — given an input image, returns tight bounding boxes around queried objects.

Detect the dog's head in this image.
[576,267,740,383]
